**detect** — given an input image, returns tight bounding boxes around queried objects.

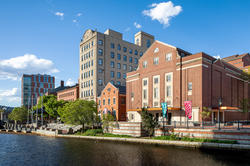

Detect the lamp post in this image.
[218,97,222,130]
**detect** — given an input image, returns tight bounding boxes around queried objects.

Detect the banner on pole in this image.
[184,101,192,119]
[161,102,168,118]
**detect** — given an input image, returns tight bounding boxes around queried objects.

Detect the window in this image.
[108,98,110,105]
[103,99,105,105]
[110,71,115,78]
[123,47,127,52]
[98,69,103,73]
[117,72,121,79]
[134,50,138,55]
[129,66,132,71]
[143,79,147,86]
[91,60,93,66]
[98,49,103,56]
[110,43,115,49]
[143,61,147,68]
[117,63,121,69]
[117,44,121,50]
[147,40,151,48]
[129,49,133,54]
[98,59,103,65]
[136,38,139,45]
[123,73,126,79]
[166,53,172,61]
[134,58,138,64]
[91,70,93,76]
[166,75,171,82]
[117,54,121,60]
[117,81,121,85]
[188,82,192,91]
[153,57,159,65]
[140,52,143,57]
[129,57,133,63]
[110,61,115,68]
[123,55,127,61]
[98,79,103,86]
[110,52,115,58]
[123,64,127,70]
[143,89,147,99]
[166,86,171,97]
[113,98,116,104]
[154,77,159,84]
[154,87,159,99]
[98,40,103,45]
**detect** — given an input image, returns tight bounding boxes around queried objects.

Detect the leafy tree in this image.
[102,113,115,132]
[239,70,250,82]
[201,107,211,121]
[240,98,250,113]
[59,99,97,132]
[141,108,158,137]
[37,95,66,118]
[8,107,28,123]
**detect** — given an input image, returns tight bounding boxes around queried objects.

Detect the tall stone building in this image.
[79,29,154,101]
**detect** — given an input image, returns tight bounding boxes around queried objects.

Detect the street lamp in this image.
[218,97,222,130]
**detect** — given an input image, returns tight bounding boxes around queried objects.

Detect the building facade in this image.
[97,82,126,121]
[21,74,55,107]
[126,41,250,123]
[57,84,79,102]
[79,29,154,101]
[223,53,250,72]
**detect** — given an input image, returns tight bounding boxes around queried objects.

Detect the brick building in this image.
[223,53,250,72]
[21,74,55,108]
[126,41,250,123]
[57,84,79,102]
[97,82,126,121]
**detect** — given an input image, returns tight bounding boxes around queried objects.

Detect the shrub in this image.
[82,129,103,136]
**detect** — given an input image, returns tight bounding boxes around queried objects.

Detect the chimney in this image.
[61,80,64,87]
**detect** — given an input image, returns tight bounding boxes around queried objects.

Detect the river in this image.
[0,133,249,166]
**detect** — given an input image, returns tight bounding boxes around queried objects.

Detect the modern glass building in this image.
[21,74,55,108]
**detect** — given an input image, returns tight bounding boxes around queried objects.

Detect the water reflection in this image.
[0,134,249,166]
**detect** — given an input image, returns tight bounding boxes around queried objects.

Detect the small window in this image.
[113,98,116,104]
[103,99,105,105]
[134,58,138,64]
[166,75,171,82]
[147,40,151,48]
[110,52,115,58]
[143,61,147,68]
[123,64,127,70]
[117,72,121,79]
[110,61,115,68]
[140,52,143,57]
[143,80,147,86]
[98,79,103,86]
[123,73,126,79]
[98,59,103,65]
[166,86,171,97]
[123,47,127,52]
[98,69,103,73]
[98,40,103,45]
[117,81,121,85]
[117,63,121,69]
[188,82,192,91]
[129,66,133,71]
[98,49,103,56]
[117,44,121,50]
[129,57,133,63]
[153,57,159,65]
[154,77,159,84]
[134,50,138,55]
[108,98,110,105]
[117,54,121,60]
[110,71,115,78]
[129,49,133,54]
[123,55,127,61]
[166,53,172,61]
[110,43,115,49]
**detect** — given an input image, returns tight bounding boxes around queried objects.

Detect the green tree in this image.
[36,95,66,118]
[141,108,158,137]
[240,98,250,113]
[102,113,115,132]
[201,107,211,121]
[8,107,27,124]
[59,99,97,132]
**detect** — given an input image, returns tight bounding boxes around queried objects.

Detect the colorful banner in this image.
[161,102,168,118]
[184,101,192,119]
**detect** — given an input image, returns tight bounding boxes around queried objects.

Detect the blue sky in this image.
[0,0,250,107]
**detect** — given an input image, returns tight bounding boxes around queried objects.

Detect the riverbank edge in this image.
[1,131,250,150]
[56,134,250,150]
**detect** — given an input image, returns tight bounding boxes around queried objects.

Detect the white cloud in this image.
[66,78,75,86]
[213,55,221,59]
[0,88,20,103]
[55,12,64,20]
[0,54,59,80]
[76,13,82,17]
[142,1,182,27]
[73,19,77,23]
[134,22,142,29]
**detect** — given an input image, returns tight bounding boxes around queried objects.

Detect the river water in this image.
[0,133,249,166]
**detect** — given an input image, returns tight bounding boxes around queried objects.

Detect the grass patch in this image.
[154,135,237,144]
[75,129,132,138]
